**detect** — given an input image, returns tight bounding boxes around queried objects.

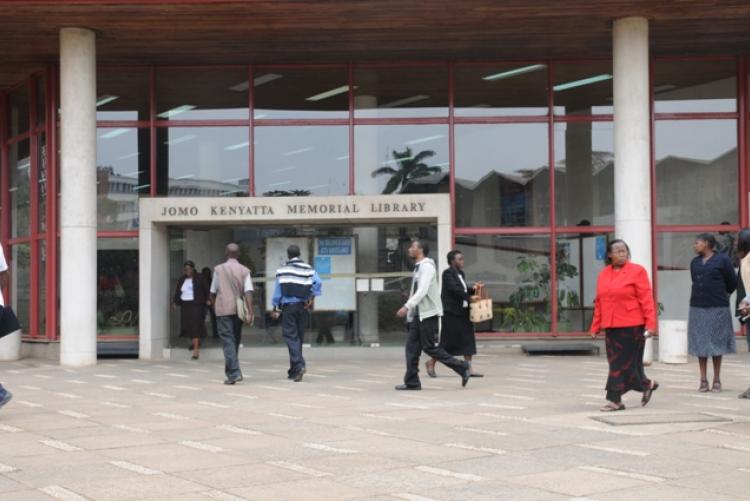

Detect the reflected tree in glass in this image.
[371,147,441,194]
[262,189,312,197]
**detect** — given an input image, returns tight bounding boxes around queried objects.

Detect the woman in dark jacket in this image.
[688,233,737,393]
[173,260,210,359]
[425,250,483,378]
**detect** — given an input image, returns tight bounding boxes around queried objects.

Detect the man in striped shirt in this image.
[271,245,322,382]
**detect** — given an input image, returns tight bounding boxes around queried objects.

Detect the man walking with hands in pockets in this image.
[395,239,470,390]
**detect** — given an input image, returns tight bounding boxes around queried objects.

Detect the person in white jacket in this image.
[395,240,470,390]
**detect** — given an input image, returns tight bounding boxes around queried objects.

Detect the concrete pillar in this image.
[613,17,654,362]
[59,28,98,366]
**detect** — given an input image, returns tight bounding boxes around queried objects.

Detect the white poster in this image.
[265,237,310,312]
[313,236,357,311]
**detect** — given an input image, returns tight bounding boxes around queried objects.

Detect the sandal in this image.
[738,387,750,399]
[712,381,722,393]
[600,401,625,412]
[425,361,437,378]
[699,380,709,392]
[641,381,659,407]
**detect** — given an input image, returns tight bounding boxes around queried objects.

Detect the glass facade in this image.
[1,57,748,342]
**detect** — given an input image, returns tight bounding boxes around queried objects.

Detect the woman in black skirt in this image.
[173,260,210,360]
[426,250,483,378]
[590,240,659,411]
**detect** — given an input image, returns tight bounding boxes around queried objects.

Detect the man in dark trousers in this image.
[271,245,322,382]
[395,240,470,390]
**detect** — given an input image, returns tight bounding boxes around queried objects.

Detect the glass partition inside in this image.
[97,238,139,337]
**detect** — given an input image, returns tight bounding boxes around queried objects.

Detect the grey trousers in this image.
[217,315,243,380]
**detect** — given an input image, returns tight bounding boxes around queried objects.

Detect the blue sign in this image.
[318,237,352,256]
[314,256,332,277]
[596,236,606,261]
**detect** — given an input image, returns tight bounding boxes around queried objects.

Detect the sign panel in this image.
[313,236,356,311]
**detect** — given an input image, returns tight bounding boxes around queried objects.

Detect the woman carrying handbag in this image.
[426,250,484,378]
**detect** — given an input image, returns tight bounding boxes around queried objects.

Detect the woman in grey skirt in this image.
[688,233,737,393]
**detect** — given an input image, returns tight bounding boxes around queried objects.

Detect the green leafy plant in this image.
[371,147,442,194]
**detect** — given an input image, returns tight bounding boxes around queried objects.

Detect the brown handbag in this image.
[469,284,493,323]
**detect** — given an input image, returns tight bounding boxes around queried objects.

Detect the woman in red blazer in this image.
[590,239,659,412]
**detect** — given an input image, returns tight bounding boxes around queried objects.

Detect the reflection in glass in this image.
[9,140,30,238]
[97,69,150,121]
[38,240,47,336]
[11,244,30,334]
[455,124,548,227]
[457,235,551,332]
[556,233,612,332]
[354,66,448,118]
[36,76,45,126]
[553,62,613,116]
[98,238,139,336]
[254,67,348,119]
[554,122,614,226]
[157,68,249,120]
[255,126,348,196]
[454,63,548,116]
[97,128,149,229]
[157,127,249,197]
[655,120,737,225]
[654,60,736,113]
[354,125,449,195]
[38,133,47,232]
[7,86,29,136]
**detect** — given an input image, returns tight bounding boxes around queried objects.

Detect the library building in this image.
[1,1,749,365]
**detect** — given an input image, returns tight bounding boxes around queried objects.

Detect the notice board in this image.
[313,236,356,311]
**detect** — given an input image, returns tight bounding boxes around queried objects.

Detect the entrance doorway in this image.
[138,194,451,359]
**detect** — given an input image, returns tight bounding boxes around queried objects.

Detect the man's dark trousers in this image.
[403,315,468,387]
[281,302,306,377]
[217,315,243,381]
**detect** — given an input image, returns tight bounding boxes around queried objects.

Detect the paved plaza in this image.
[0,345,748,500]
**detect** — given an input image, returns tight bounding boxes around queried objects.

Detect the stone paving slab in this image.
[0,346,747,500]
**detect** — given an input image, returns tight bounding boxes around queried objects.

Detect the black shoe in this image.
[0,391,12,409]
[224,379,237,385]
[460,368,470,387]
[293,368,306,382]
[394,384,421,391]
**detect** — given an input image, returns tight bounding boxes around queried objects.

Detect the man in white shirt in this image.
[0,244,12,409]
[395,240,469,390]
[210,243,254,385]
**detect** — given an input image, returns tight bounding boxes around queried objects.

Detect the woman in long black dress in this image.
[173,260,210,360]
[426,250,483,378]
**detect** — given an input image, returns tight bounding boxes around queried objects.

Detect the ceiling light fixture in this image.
[157,105,196,119]
[306,85,350,101]
[381,95,429,108]
[553,74,612,92]
[406,134,445,145]
[224,141,250,151]
[99,128,130,139]
[96,95,119,107]
[482,64,546,81]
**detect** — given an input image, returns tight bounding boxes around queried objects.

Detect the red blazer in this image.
[590,261,657,333]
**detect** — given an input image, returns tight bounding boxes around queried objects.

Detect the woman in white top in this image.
[173,260,210,359]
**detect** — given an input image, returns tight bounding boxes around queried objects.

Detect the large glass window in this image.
[354,125,449,195]
[97,238,139,336]
[7,86,29,136]
[554,122,614,226]
[556,232,612,332]
[455,123,549,227]
[38,133,47,232]
[454,63,548,117]
[255,126,349,196]
[9,140,31,238]
[157,68,249,121]
[253,67,348,120]
[653,60,737,113]
[97,127,149,230]
[457,234,551,332]
[655,120,738,225]
[38,241,47,337]
[354,66,448,118]
[157,126,249,197]
[553,62,613,116]
[97,69,150,121]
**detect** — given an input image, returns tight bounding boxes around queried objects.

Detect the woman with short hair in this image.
[173,260,210,360]
[689,233,737,393]
[590,239,659,411]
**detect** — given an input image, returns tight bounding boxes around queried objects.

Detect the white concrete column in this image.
[139,223,170,360]
[613,17,654,363]
[59,27,98,366]
[613,17,651,271]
